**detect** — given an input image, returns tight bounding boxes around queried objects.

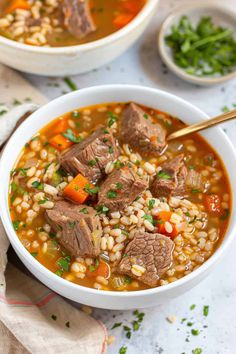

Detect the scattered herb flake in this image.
[203,305,209,317]
[111,322,122,329]
[64,77,78,91]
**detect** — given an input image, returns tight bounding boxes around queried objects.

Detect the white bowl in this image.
[158,3,236,86]
[0,0,159,76]
[1,85,236,309]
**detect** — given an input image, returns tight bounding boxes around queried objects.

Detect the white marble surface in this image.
[21,0,236,353]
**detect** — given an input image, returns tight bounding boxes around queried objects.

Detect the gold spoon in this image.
[167,108,236,141]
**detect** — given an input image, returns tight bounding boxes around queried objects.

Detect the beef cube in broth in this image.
[46,201,102,258]
[60,125,119,183]
[151,154,188,198]
[98,166,148,212]
[120,103,167,155]
[116,231,174,287]
[62,0,96,39]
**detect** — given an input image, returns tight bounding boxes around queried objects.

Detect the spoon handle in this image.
[167,109,236,141]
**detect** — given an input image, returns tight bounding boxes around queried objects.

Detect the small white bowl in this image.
[158,3,236,86]
[1,85,236,309]
[0,0,159,76]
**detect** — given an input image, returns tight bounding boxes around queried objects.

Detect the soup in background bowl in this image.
[0,0,146,47]
[1,85,236,309]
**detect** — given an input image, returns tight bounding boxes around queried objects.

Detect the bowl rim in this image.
[158,3,236,85]
[1,84,236,299]
[0,0,158,54]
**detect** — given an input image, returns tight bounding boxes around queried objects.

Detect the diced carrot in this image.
[113,13,134,29]
[150,135,158,146]
[204,194,222,215]
[154,211,178,238]
[86,261,110,279]
[49,134,73,151]
[5,0,30,13]
[50,118,69,135]
[63,173,91,204]
[121,0,141,14]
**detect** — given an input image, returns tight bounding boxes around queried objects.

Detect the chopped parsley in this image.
[143,113,148,119]
[30,252,38,258]
[107,112,117,128]
[31,181,44,190]
[165,15,236,77]
[119,346,127,354]
[39,198,49,205]
[88,159,98,166]
[114,160,125,169]
[192,349,202,354]
[12,220,20,231]
[111,322,122,329]
[95,205,109,214]
[72,110,80,118]
[203,305,209,317]
[157,170,172,179]
[132,320,140,331]
[56,256,71,272]
[108,146,113,154]
[62,129,82,143]
[68,221,76,229]
[84,184,100,195]
[80,208,88,214]
[64,77,78,91]
[190,304,196,310]
[107,190,117,199]
[55,269,63,277]
[148,199,155,210]
[115,182,123,190]
[142,214,155,225]
[191,329,200,336]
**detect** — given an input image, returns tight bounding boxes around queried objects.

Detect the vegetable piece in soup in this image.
[9,102,231,292]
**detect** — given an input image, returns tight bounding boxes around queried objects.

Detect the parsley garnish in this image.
[64,77,77,91]
[62,129,82,143]
[84,184,100,195]
[31,181,44,190]
[116,182,123,190]
[107,112,117,128]
[142,214,155,225]
[119,346,127,354]
[192,349,202,354]
[108,146,113,154]
[143,113,148,119]
[96,205,109,214]
[203,305,209,316]
[12,220,20,231]
[30,252,38,258]
[107,190,117,199]
[157,170,172,179]
[190,304,196,310]
[111,322,122,329]
[191,329,200,336]
[56,256,71,272]
[80,208,88,214]
[148,199,155,210]
[88,159,98,166]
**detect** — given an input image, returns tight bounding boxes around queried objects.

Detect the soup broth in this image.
[9,102,231,291]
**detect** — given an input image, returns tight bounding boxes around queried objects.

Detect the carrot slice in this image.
[5,0,30,13]
[121,0,141,14]
[154,211,178,238]
[86,261,110,279]
[49,134,73,151]
[50,118,69,135]
[113,13,134,29]
[63,173,91,204]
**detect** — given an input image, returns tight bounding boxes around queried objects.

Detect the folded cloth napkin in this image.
[0,105,107,354]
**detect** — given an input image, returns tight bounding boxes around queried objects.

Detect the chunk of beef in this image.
[60,125,119,183]
[46,200,102,258]
[186,169,205,192]
[98,166,148,212]
[62,0,96,39]
[120,103,167,155]
[116,231,174,287]
[151,154,188,198]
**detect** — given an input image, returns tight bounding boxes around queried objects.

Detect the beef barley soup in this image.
[0,0,145,47]
[9,102,231,291]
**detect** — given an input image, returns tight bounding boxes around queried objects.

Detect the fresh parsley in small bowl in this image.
[158,4,236,85]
